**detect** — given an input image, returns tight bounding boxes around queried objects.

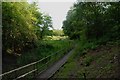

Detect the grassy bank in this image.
[17,40,72,65]
[3,39,73,73]
[52,40,120,78]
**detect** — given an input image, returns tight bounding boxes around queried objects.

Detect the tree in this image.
[40,14,53,39]
[2,2,53,55]
[62,2,120,43]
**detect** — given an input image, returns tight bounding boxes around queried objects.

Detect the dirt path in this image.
[36,48,74,79]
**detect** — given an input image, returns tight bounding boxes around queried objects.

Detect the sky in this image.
[28,0,118,30]
[37,2,75,30]
[28,0,76,30]
[27,0,118,29]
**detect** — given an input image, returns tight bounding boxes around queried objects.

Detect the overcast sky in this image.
[37,1,76,30]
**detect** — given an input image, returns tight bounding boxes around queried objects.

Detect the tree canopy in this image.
[62,2,120,42]
[2,2,53,55]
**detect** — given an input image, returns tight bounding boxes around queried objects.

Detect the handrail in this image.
[0,47,66,78]
[14,69,37,80]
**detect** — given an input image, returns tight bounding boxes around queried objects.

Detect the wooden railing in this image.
[0,46,73,80]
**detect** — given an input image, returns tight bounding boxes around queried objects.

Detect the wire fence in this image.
[0,44,73,80]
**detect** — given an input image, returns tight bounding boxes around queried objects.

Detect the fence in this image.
[0,45,73,80]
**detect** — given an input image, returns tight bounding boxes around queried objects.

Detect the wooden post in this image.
[83,73,86,80]
[33,64,36,78]
[36,62,38,75]
[14,70,17,79]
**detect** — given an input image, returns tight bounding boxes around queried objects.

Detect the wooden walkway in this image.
[36,48,74,79]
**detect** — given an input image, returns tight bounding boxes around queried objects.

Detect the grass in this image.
[3,39,73,74]
[52,40,120,78]
[2,39,74,79]
[17,40,72,66]
[44,36,68,40]
[53,61,77,78]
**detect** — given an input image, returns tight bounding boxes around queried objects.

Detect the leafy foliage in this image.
[63,2,120,43]
[2,2,53,55]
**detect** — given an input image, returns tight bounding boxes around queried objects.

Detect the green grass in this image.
[52,40,98,78]
[44,36,68,40]
[17,40,73,66]
[53,61,77,78]
[3,39,74,79]
[52,44,78,78]
[3,39,73,72]
[52,40,120,78]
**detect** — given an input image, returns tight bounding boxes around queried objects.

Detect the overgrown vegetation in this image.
[44,30,68,40]
[17,40,72,66]
[2,1,120,79]
[2,2,73,73]
[3,38,73,72]
[53,41,120,78]
[53,2,120,78]
[63,2,120,42]
[2,2,53,56]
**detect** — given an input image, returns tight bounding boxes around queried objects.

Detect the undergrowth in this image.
[17,40,72,66]
[52,39,120,78]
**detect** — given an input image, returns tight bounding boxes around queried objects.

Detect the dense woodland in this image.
[63,2,120,43]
